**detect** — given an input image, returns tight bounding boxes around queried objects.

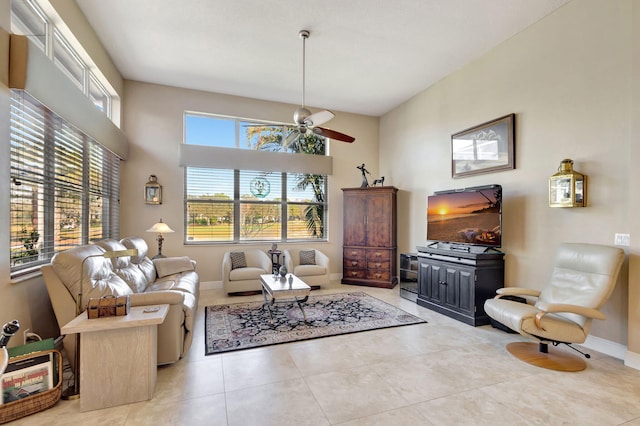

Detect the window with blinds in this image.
[184,113,328,243]
[186,168,326,243]
[9,90,120,276]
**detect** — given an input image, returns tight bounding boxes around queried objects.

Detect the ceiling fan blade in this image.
[313,127,355,143]
[305,110,334,127]
[282,129,300,148]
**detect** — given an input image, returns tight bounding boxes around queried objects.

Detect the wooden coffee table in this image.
[260,274,311,324]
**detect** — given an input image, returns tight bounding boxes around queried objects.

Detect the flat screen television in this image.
[426,184,502,248]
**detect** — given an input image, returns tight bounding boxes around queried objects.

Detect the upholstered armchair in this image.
[484,243,624,371]
[283,248,330,288]
[222,249,272,294]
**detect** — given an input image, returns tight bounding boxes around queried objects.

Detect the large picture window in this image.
[184,113,328,243]
[9,91,120,276]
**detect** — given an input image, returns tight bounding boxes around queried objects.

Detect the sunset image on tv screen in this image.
[427,187,501,246]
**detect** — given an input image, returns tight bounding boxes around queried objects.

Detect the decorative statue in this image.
[357,163,370,188]
[373,176,385,187]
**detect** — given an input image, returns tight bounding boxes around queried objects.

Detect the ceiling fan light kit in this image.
[284,30,355,148]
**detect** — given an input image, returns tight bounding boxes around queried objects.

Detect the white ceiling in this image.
[76,0,570,117]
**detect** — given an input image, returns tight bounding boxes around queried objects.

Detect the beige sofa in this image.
[42,236,199,368]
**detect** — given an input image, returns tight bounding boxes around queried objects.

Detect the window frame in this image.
[9,90,121,277]
[10,0,115,120]
[183,112,329,244]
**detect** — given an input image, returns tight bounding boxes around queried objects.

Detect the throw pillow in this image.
[230,252,247,270]
[300,250,316,265]
[153,256,194,278]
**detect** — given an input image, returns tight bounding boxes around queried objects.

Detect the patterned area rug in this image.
[205,292,426,355]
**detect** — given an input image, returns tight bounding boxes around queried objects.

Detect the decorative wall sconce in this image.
[549,159,587,208]
[144,175,162,205]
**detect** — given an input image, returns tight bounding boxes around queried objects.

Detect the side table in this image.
[61,304,169,412]
[268,249,282,274]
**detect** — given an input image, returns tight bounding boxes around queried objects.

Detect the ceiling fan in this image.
[282,30,355,148]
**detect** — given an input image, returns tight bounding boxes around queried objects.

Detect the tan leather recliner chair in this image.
[484,243,624,371]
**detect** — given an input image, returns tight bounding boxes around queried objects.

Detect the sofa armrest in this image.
[258,252,272,272]
[129,290,185,307]
[495,287,541,299]
[222,252,232,281]
[315,250,330,269]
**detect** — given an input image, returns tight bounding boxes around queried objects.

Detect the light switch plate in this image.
[614,233,630,246]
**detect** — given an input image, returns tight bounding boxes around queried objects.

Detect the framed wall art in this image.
[451,113,515,179]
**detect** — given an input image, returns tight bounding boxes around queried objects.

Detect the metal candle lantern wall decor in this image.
[549,159,587,208]
[144,175,162,204]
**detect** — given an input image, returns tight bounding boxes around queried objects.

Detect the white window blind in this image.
[185,168,326,243]
[9,90,120,275]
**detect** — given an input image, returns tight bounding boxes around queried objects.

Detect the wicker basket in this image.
[0,349,63,424]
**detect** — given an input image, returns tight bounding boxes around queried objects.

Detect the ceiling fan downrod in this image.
[299,29,309,109]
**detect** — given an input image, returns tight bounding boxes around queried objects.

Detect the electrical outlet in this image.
[23,328,31,345]
[614,233,630,246]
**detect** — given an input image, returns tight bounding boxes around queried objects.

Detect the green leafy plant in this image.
[11,227,40,264]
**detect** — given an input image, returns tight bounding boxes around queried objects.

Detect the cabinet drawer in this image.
[366,249,391,261]
[344,248,366,261]
[344,268,366,279]
[367,259,391,270]
[366,270,391,281]
[343,259,366,269]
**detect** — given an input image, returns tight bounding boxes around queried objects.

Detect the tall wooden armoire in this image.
[341,186,398,288]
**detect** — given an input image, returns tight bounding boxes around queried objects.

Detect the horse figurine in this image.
[372,177,385,187]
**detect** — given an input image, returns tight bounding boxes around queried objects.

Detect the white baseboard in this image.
[625,350,640,370]
[583,334,627,361]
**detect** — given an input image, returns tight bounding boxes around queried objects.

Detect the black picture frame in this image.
[451,113,515,178]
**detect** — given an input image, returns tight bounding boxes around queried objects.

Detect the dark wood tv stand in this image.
[415,245,504,326]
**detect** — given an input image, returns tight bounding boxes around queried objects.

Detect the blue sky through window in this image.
[185,114,235,147]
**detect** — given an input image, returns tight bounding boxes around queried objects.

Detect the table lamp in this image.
[62,248,138,400]
[146,219,174,259]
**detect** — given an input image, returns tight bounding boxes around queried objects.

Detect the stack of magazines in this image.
[1,352,53,404]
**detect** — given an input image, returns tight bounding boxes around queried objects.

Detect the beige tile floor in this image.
[10,281,640,425]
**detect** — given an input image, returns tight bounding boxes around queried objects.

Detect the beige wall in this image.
[120,81,380,283]
[381,0,636,356]
[628,0,640,365]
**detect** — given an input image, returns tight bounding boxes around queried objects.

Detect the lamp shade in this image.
[146,219,174,234]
